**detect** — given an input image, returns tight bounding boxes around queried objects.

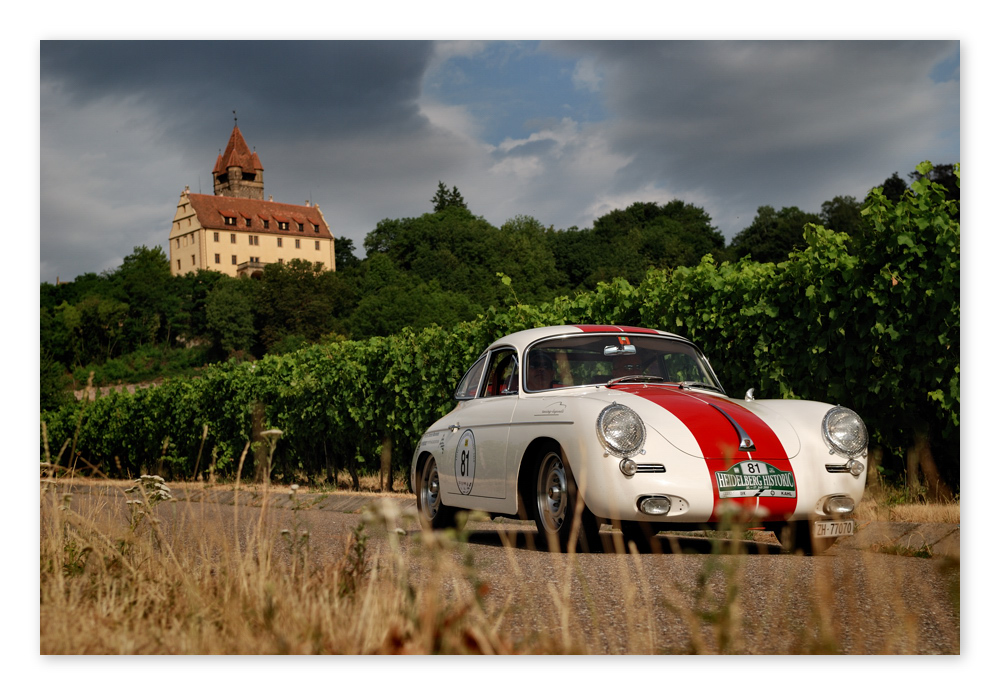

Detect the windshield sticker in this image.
[715,460,796,499]
[455,429,477,495]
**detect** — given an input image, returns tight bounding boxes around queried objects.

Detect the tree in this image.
[820,195,864,237]
[254,260,352,350]
[113,245,180,347]
[549,201,726,288]
[431,181,468,212]
[205,277,257,357]
[334,236,361,270]
[171,268,226,344]
[729,206,822,264]
[875,172,908,203]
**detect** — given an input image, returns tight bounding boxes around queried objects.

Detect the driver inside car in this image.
[527,352,561,391]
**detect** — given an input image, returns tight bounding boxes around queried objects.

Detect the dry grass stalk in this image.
[40,472,959,654]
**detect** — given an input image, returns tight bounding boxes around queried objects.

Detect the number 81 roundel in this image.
[455,429,477,495]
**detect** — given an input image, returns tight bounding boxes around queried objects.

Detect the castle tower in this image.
[212,125,265,199]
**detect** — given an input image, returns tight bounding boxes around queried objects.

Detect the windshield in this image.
[524,334,723,394]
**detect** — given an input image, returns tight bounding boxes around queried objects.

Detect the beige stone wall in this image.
[168,191,205,276]
[169,191,336,278]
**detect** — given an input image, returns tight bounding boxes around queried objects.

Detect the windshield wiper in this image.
[607,375,665,386]
[679,380,724,394]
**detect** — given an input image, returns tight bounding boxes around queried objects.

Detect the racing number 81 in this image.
[460,450,470,477]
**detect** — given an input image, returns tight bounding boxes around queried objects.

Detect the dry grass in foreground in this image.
[40,477,519,655]
[40,472,960,655]
[854,481,960,524]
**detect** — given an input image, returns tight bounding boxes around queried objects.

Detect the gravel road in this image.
[115,487,958,655]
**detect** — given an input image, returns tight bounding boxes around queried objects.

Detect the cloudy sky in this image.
[38,39,959,283]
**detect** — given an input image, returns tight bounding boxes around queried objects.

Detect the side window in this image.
[481,349,518,397]
[454,355,488,400]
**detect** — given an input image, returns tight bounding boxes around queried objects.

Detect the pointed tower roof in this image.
[212,125,263,175]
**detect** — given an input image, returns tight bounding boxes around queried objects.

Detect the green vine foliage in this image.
[42,163,959,487]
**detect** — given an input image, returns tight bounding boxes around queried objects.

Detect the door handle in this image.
[448,424,460,432]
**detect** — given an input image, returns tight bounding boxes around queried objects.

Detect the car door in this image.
[439,347,518,502]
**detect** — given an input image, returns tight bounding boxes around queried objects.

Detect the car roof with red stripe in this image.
[485,325,683,353]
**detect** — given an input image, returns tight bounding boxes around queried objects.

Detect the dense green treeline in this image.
[42,165,955,413]
[41,163,959,493]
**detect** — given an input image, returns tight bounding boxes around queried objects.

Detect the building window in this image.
[247,235,259,246]
[244,217,252,227]
[176,259,181,270]
[278,258,283,264]
[224,216,236,226]
[231,234,236,243]
[250,256,260,263]
[175,238,180,249]
[214,232,219,242]
[297,223,304,232]
[315,240,320,250]
[295,239,300,249]
[263,220,270,229]
[231,255,237,265]
[191,254,195,265]
[278,221,289,231]
[215,254,220,264]
[313,224,320,232]
[277,238,283,248]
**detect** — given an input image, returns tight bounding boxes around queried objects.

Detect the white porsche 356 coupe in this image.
[411,325,868,554]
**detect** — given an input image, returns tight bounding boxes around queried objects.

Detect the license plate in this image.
[814,520,854,537]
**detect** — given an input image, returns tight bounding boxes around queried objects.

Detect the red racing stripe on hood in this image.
[615,385,797,521]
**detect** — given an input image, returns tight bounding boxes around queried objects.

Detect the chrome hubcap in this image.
[421,459,441,519]
[537,453,567,532]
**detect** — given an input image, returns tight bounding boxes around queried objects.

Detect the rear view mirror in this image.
[604,344,637,356]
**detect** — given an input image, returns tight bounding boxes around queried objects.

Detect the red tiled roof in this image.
[187,194,333,239]
[212,125,264,175]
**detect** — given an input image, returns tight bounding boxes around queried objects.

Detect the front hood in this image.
[607,384,801,460]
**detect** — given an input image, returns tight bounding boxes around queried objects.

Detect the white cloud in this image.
[571,56,602,92]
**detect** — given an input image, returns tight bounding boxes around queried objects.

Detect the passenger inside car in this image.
[527,352,561,391]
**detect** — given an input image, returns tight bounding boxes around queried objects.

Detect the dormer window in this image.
[278,221,289,231]
[244,217,252,227]
[313,224,320,233]
[263,220,270,229]
[297,223,304,232]
[224,216,236,226]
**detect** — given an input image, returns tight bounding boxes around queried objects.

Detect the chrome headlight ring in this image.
[822,406,868,458]
[597,403,646,458]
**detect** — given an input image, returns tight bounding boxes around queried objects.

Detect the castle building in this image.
[168,124,336,278]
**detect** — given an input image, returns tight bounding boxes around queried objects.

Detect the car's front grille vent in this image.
[636,464,666,473]
[825,464,850,473]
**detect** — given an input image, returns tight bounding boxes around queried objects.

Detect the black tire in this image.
[532,447,601,552]
[416,455,458,530]
[774,520,836,556]
[619,520,663,554]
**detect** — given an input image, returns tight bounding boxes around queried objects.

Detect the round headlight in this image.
[597,403,646,458]
[822,407,868,457]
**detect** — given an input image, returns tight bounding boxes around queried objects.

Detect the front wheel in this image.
[416,456,458,530]
[532,447,600,552]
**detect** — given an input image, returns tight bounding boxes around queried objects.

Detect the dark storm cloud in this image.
[42,41,435,138]
[541,40,959,231]
[39,40,960,283]
[40,41,444,281]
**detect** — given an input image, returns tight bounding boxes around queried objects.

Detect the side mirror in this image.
[745,388,755,402]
